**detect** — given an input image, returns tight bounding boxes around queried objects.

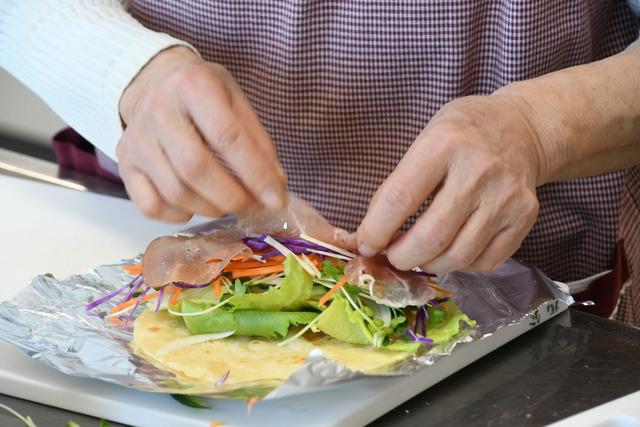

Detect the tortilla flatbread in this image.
[132,309,410,392]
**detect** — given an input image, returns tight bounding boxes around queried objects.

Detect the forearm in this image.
[0,0,193,160]
[496,38,640,184]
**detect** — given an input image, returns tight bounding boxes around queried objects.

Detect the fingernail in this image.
[358,244,378,257]
[260,187,284,209]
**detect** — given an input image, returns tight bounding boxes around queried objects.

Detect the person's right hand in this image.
[117,46,287,222]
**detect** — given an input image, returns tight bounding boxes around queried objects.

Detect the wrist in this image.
[492,85,565,186]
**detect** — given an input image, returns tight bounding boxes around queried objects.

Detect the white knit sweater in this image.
[0,1,638,162]
[0,0,193,160]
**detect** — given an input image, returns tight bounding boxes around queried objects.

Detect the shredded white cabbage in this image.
[300,233,357,258]
[307,248,352,261]
[156,331,236,356]
[263,236,319,277]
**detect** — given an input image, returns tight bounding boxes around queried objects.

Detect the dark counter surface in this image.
[1,309,638,427]
[1,137,639,426]
[373,309,640,427]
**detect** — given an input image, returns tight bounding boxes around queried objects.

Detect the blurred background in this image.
[0,69,65,160]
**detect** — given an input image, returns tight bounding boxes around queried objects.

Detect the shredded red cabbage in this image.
[154,286,166,312]
[244,235,341,256]
[413,305,429,336]
[215,370,230,388]
[86,274,141,311]
[405,328,433,345]
[126,287,150,324]
[243,237,271,251]
[414,270,437,278]
[428,297,450,307]
[172,281,211,289]
[120,276,145,304]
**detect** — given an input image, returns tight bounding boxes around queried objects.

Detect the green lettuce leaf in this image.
[321,260,344,281]
[231,255,313,311]
[384,341,421,353]
[426,300,476,345]
[316,297,372,345]
[181,301,318,339]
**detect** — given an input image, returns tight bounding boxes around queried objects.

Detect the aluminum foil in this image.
[0,231,573,400]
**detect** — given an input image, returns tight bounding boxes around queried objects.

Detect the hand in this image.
[117,46,287,222]
[357,95,543,273]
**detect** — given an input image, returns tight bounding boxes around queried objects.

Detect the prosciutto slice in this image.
[236,196,356,251]
[142,236,250,288]
[345,256,437,308]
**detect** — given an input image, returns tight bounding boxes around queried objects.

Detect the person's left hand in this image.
[357,94,545,273]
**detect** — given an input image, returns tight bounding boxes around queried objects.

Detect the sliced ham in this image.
[345,256,437,308]
[142,235,250,288]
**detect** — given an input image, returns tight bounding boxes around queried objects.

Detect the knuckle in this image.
[413,229,448,254]
[165,211,194,223]
[474,158,501,183]
[179,63,232,100]
[163,181,190,205]
[115,138,129,162]
[359,229,385,252]
[526,194,540,218]
[137,194,164,219]
[432,119,465,139]
[177,151,207,182]
[380,181,417,213]
[213,123,243,152]
[139,88,164,113]
[446,249,474,270]
[387,249,419,270]
[474,257,500,272]
[174,63,206,92]
[225,192,253,212]
[209,63,233,82]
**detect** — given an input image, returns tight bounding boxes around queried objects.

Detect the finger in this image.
[357,137,448,257]
[467,227,525,272]
[136,136,225,218]
[120,167,193,223]
[184,75,287,208]
[413,208,500,274]
[384,179,478,270]
[469,228,523,272]
[155,112,255,214]
[233,93,287,183]
[466,189,539,272]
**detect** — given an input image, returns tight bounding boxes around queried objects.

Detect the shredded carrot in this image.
[426,281,455,296]
[107,317,125,327]
[230,264,285,279]
[224,256,285,271]
[224,261,273,271]
[206,255,249,264]
[110,286,174,314]
[213,277,222,297]
[305,254,323,268]
[318,275,349,306]
[170,287,182,306]
[121,264,142,276]
[111,292,156,313]
[246,396,258,414]
[404,307,416,328]
[210,422,224,427]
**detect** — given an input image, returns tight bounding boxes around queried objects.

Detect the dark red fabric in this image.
[573,239,630,318]
[52,128,122,183]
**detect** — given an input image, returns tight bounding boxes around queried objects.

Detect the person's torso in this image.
[129,0,639,282]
